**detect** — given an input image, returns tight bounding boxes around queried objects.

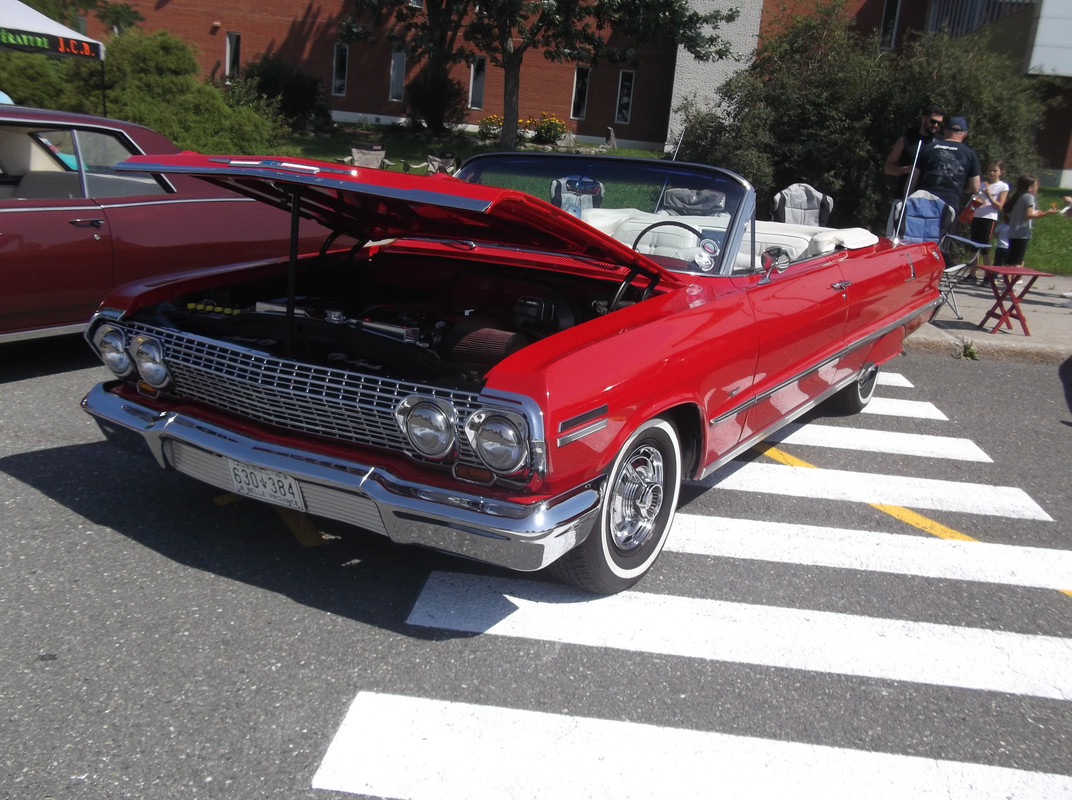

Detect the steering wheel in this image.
[631,220,722,275]
[630,219,705,251]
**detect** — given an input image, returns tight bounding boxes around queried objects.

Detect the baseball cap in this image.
[946,116,968,132]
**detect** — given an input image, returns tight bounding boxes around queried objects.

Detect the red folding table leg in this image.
[1005,275,1040,336]
[979,275,1014,332]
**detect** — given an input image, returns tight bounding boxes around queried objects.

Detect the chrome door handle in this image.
[831,280,852,291]
[69,218,104,228]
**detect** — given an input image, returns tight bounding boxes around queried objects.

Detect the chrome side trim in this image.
[557,419,608,447]
[706,301,934,427]
[699,376,848,480]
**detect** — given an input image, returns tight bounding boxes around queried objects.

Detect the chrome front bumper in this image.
[82,383,602,572]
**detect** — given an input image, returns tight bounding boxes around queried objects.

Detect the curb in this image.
[905,324,1071,364]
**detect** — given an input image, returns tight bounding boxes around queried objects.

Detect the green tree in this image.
[94,2,144,34]
[343,0,472,134]
[239,53,331,133]
[0,51,68,107]
[19,0,141,30]
[465,0,740,150]
[676,0,1045,230]
[62,31,291,153]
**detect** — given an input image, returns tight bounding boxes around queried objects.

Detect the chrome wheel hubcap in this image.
[608,444,665,551]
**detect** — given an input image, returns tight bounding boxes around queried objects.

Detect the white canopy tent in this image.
[0,0,105,61]
[0,0,106,110]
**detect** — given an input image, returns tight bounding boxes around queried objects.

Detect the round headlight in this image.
[471,414,528,474]
[131,335,170,388]
[396,397,456,459]
[92,326,133,377]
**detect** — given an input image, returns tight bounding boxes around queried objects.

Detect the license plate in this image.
[226,458,305,511]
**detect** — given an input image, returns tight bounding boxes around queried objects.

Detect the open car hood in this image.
[117,153,668,281]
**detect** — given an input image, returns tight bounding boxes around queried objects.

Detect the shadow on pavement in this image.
[0,335,99,384]
[0,441,533,637]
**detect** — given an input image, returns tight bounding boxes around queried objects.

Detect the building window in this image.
[389,49,406,102]
[615,70,634,125]
[469,57,486,109]
[571,66,590,120]
[225,32,241,77]
[410,0,423,6]
[332,43,348,96]
[880,0,901,49]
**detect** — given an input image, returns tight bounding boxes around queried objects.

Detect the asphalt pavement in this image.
[906,270,1072,363]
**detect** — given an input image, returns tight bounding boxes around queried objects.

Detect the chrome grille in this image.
[127,324,484,466]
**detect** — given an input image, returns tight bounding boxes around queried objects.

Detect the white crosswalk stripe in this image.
[697,461,1053,520]
[313,692,1072,800]
[769,422,992,461]
[407,571,1072,700]
[315,373,1069,797]
[862,396,948,418]
[877,372,914,388]
[667,515,1072,589]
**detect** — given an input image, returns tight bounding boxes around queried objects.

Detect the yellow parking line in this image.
[274,507,329,547]
[755,444,1071,597]
[214,493,327,547]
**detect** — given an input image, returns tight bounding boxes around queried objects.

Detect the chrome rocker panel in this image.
[81,383,602,572]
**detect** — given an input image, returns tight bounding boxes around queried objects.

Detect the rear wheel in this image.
[550,417,681,594]
[828,364,878,414]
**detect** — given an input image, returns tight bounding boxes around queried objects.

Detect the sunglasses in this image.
[926,118,943,126]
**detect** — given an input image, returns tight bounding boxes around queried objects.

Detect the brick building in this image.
[84,0,1071,182]
[85,1,682,148]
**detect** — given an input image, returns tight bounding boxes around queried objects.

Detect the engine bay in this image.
[135,249,651,387]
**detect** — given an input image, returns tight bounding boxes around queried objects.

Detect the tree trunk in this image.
[499,51,522,151]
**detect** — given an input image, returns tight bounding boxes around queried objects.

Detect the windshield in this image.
[456,153,756,275]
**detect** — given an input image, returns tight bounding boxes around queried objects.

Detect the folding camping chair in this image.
[343,140,389,169]
[772,183,834,226]
[887,190,987,320]
[402,150,459,175]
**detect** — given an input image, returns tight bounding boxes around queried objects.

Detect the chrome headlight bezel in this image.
[465,409,530,476]
[395,396,458,460]
[91,324,134,378]
[130,334,171,389]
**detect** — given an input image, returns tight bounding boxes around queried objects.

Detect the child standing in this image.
[1004,175,1059,266]
[969,160,1008,276]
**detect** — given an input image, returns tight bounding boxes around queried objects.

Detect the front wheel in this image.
[550,417,681,594]
[828,364,879,414]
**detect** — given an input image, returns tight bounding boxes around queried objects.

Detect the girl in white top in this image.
[970,161,1008,272]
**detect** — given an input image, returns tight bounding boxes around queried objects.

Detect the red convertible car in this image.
[0,106,325,343]
[81,152,944,593]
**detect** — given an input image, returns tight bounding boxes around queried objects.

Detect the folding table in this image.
[976,264,1053,336]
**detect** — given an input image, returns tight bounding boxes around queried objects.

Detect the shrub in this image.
[405,67,467,134]
[526,112,567,146]
[240,53,331,133]
[477,114,504,142]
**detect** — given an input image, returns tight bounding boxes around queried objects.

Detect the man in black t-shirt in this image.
[911,116,981,213]
[884,106,944,197]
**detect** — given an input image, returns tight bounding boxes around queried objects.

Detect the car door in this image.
[731,251,850,438]
[102,183,313,285]
[840,242,935,350]
[0,125,114,337]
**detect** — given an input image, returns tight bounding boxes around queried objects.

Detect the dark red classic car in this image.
[0,106,325,342]
[81,152,943,593]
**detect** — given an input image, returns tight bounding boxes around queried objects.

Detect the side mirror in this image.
[759,246,791,282]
